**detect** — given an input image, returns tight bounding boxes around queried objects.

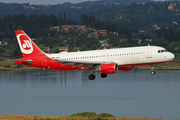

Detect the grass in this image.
[0,112,160,120]
[0,59,42,71]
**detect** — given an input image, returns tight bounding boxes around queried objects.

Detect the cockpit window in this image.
[158,49,168,53]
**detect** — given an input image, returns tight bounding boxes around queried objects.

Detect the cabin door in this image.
[146,48,152,58]
[42,57,47,66]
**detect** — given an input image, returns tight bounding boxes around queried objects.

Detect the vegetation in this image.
[0,13,180,57]
[70,111,98,117]
[0,0,151,19]
[0,59,41,71]
[1,1,180,30]
[3,65,12,68]
[0,112,160,120]
[0,1,180,60]
[90,2,180,29]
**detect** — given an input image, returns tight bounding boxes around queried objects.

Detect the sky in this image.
[0,0,164,5]
[0,0,99,4]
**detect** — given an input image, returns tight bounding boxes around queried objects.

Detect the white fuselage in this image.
[46,46,175,66]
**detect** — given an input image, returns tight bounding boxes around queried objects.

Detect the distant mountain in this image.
[62,0,152,7]
[1,0,179,30]
[0,0,152,20]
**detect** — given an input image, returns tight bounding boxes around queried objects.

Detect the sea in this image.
[0,70,180,119]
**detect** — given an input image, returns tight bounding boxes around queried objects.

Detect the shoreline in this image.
[0,113,160,120]
[0,60,179,72]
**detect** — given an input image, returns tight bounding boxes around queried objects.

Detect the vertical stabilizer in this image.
[15,30,45,58]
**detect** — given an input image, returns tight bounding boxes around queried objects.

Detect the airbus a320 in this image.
[15,30,175,80]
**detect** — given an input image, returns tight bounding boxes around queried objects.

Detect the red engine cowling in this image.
[100,63,118,74]
[118,66,133,71]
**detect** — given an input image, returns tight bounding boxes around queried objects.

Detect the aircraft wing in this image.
[52,59,115,68]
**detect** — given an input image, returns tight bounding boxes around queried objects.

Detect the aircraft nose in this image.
[169,53,175,61]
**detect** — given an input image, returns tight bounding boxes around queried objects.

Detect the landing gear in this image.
[89,74,95,80]
[151,71,156,75]
[150,64,156,75]
[101,73,107,78]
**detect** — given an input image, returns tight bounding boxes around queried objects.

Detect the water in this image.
[0,70,180,119]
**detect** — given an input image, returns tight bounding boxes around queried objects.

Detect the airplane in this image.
[15,30,175,80]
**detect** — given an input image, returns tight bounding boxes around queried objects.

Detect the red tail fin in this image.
[15,30,45,58]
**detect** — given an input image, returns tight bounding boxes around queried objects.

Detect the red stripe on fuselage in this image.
[16,55,167,71]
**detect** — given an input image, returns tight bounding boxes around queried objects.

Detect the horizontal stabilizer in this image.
[15,59,33,64]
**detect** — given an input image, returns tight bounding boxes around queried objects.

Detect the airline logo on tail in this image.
[17,33,33,54]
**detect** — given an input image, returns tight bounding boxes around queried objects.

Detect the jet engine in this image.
[100,63,118,74]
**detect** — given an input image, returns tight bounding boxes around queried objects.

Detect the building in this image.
[137,39,142,44]
[110,31,118,35]
[168,3,174,10]
[99,39,109,46]
[61,25,86,32]
[145,39,153,42]
[50,26,60,31]
[43,46,50,52]
[97,30,107,36]
[0,41,8,45]
[57,46,68,51]
[88,30,107,38]
[61,25,71,31]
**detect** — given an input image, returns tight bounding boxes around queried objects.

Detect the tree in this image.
[63,12,66,20]
[90,44,99,50]
[59,13,62,22]
[147,6,154,14]
[52,48,60,53]
[151,38,169,47]
[80,45,88,51]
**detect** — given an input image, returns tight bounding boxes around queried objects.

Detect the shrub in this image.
[16,64,23,69]
[70,111,97,117]
[3,65,12,68]
[98,113,114,118]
